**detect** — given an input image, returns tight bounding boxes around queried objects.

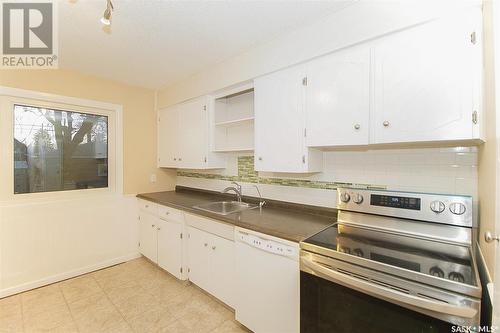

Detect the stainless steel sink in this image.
[193,201,259,216]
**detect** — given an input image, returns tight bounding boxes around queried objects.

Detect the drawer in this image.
[138,199,158,215]
[158,205,184,223]
[185,213,234,241]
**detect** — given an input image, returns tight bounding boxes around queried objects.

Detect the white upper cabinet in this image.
[158,96,225,169]
[372,10,482,144]
[305,45,371,147]
[158,105,179,167]
[254,65,322,173]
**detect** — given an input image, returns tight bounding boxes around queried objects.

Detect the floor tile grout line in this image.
[98,265,140,333]
[19,293,26,333]
[8,257,248,333]
[58,281,80,333]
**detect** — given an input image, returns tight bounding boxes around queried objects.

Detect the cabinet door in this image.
[209,235,235,308]
[372,12,479,144]
[306,46,370,147]
[139,212,158,263]
[158,105,179,168]
[177,97,209,169]
[187,226,211,291]
[254,66,308,172]
[157,219,183,279]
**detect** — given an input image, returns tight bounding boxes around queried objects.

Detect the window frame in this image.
[0,87,123,202]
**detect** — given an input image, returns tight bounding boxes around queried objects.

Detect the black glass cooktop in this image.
[303,225,476,287]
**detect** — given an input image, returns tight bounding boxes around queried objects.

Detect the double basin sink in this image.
[193,201,259,216]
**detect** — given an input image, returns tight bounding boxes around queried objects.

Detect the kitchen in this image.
[0,0,499,332]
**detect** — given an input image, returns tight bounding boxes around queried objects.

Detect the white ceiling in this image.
[59,0,355,89]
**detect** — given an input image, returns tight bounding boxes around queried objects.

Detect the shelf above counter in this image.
[214,117,254,127]
[212,147,254,153]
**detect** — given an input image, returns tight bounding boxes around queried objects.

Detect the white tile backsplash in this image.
[177,147,478,208]
[294,147,477,196]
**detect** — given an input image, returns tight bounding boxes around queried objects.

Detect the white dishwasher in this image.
[235,227,299,333]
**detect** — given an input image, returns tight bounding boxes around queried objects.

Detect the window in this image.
[13,104,108,194]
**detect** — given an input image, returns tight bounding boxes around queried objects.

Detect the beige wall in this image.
[0,69,176,194]
[478,0,498,275]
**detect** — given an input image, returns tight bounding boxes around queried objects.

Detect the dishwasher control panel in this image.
[238,232,297,258]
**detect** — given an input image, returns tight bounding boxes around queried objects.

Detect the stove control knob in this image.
[339,246,351,254]
[353,194,364,204]
[449,202,466,215]
[448,272,465,283]
[352,248,364,257]
[430,201,445,213]
[340,192,351,203]
[429,266,444,278]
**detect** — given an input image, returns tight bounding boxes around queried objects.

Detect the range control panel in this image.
[337,188,473,228]
[370,194,421,210]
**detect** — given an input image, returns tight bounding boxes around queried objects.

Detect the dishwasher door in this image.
[235,228,299,333]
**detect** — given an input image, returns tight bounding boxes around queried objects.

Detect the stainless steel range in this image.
[300,188,481,333]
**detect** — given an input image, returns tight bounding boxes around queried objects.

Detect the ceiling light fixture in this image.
[100,0,114,26]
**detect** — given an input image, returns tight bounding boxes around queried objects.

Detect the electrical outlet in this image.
[150,173,157,183]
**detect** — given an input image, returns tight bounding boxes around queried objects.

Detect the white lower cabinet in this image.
[138,200,186,280]
[186,225,211,291]
[138,211,159,263]
[186,214,235,308]
[157,218,184,280]
[139,201,301,330]
[209,233,235,308]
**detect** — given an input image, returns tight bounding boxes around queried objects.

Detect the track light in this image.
[100,0,113,26]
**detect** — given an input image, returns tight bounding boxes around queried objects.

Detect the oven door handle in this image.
[302,257,478,319]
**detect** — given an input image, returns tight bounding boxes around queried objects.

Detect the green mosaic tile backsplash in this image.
[177,156,386,191]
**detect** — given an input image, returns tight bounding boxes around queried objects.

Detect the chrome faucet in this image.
[222,182,242,202]
[253,185,266,209]
[231,181,242,194]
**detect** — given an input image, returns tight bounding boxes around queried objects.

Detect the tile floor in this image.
[0,257,250,333]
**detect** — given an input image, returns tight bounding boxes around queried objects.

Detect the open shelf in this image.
[215,117,254,127]
[212,84,255,153]
[213,147,254,153]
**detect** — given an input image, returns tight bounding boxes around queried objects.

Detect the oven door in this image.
[300,251,480,333]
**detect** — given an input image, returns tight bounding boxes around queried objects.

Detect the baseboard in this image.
[0,252,141,298]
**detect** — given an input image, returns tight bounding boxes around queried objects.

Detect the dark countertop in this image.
[137,187,336,243]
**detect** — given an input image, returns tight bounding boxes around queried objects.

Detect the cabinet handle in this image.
[204,243,208,247]
[212,246,216,250]
[145,204,149,208]
[174,158,177,161]
[258,157,262,161]
[157,227,161,231]
[165,211,170,215]
[179,158,182,161]
[383,121,390,127]
[354,124,361,130]
[152,224,155,228]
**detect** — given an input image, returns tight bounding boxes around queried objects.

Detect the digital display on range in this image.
[370,194,421,210]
